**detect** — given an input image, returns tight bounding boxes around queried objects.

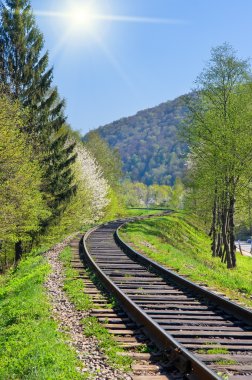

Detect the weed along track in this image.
[77,218,252,380]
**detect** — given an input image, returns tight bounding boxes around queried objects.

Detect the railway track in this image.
[79,217,252,380]
[70,238,183,380]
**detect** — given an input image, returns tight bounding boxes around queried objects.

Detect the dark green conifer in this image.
[0,0,76,225]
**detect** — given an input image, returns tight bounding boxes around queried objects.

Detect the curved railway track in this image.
[81,217,252,380]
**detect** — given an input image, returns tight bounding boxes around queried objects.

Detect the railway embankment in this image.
[120,212,252,308]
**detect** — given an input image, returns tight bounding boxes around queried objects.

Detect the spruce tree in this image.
[0,0,76,226]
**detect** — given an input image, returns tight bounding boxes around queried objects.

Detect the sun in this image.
[66,2,97,32]
[35,3,182,36]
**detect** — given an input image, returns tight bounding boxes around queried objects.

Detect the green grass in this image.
[59,247,93,310]
[215,359,237,365]
[217,373,229,380]
[123,208,167,217]
[120,212,252,307]
[82,316,132,371]
[197,347,229,355]
[0,255,89,380]
[60,247,116,310]
[136,344,151,353]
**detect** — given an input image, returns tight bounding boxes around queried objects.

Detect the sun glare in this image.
[34,3,184,90]
[35,3,183,38]
[67,3,97,32]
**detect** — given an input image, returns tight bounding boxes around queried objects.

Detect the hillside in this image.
[88,95,188,185]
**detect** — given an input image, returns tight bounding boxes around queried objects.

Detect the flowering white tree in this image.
[76,144,110,222]
[41,141,111,244]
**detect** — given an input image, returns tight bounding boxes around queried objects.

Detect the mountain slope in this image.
[88,95,188,185]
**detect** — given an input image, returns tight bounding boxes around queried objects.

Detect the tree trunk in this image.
[15,240,23,264]
[229,196,236,268]
[217,232,223,258]
[221,207,232,268]
[211,192,218,256]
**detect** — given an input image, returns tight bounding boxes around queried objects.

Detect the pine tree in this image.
[0,0,76,225]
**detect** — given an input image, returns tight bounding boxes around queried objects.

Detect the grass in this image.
[136,344,152,353]
[59,247,93,310]
[215,359,237,365]
[59,246,133,372]
[124,208,167,217]
[0,255,89,380]
[197,347,229,355]
[59,247,117,310]
[217,373,229,380]
[120,212,252,307]
[82,316,132,371]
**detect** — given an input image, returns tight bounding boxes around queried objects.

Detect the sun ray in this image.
[92,14,184,25]
[34,10,67,18]
[90,31,137,93]
[34,10,184,26]
[33,5,184,91]
[49,28,75,61]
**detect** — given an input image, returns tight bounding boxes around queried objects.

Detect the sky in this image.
[31,0,252,135]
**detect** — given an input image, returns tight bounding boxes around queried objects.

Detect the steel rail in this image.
[82,221,222,380]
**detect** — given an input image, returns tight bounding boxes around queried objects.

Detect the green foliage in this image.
[0,96,50,269]
[84,131,122,188]
[122,179,184,209]
[122,181,148,207]
[0,0,76,230]
[0,0,115,270]
[43,125,77,221]
[182,43,252,268]
[120,212,252,307]
[83,316,132,371]
[103,188,125,221]
[169,178,184,209]
[88,96,188,185]
[84,132,125,219]
[59,247,93,310]
[0,255,89,379]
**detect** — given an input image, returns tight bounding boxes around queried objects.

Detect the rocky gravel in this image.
[44,236,132,380]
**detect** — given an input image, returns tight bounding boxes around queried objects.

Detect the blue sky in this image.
[31,0,252,134]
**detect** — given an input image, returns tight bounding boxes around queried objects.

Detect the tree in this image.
[147,184,172,207]
[0,95,49,265]
[170,178,184,210]
[84,132,123,215]
[0,0,76,224]
[183,43,252,268]
[84,131,122,188]
[40,142,110,245]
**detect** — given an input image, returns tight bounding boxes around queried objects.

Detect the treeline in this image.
[122,178,184,209]
[0,1,121,271]
[183,43,252,268]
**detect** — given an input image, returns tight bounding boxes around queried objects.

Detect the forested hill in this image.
[88,95,188,185]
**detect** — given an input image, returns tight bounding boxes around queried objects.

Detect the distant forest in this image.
[88,95,188,185]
